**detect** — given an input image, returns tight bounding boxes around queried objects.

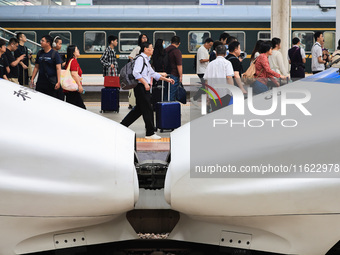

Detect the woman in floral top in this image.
[252,42,287,95]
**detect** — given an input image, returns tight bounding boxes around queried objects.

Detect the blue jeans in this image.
[252,80,268,95]
[170,75,179,101]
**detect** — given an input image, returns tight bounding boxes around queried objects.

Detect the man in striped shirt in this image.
[100,35,118,77]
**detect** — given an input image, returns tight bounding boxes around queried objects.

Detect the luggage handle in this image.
[161,74,171,102]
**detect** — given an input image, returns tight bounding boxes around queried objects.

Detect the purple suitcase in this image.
[155,80,181,132]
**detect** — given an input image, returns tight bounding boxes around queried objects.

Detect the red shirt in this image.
[66,58,82,78]
[255,53,280,85]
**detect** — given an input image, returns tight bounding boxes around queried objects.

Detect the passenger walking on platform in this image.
[120,42,175,140]
[219,32,230,50]
[129,34,148,61]
[250,40,263,63]
[15,33,30,85]
[64,45,86,109]
[209,40,223,62]
[268,37,289,77]
[5,38,25,84]
[128,34,148,109]
[30,35,63,100]
[225,36,237,56]
[252,42,287,95]
[165,36,182,101]
[151,39,166,73]
[196,38,213,81]
[100,35,118,77]
[288,37,306,80]
[0,39,8,80]
[226,41,247,95]
[311,31,326,74]
[52,36,66,69]
[190,38,213,106]
[330,39,340,68]
[203,45,234,112]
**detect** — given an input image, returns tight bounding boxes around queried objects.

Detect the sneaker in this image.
[145,134,161,140]
[190,97,199,108]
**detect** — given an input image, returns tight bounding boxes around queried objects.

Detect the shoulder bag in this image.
[60,59,78,91]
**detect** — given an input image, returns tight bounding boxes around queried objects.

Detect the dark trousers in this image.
[65,91,86,109]
[121,83,155,136]
[36,81,64,100]
[312,71,322,74]
[193,73,205,101]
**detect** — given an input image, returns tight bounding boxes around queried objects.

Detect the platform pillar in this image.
[271,0,291,74]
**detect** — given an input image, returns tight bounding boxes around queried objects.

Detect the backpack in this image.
[119,55,146,90]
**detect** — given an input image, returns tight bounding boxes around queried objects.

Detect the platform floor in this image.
[84,101,192,152]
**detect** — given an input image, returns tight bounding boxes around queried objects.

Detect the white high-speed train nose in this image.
[165,68,340,255]
[0,80,139,255]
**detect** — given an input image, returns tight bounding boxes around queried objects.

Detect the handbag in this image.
[60,59,78,91]
[104,67,120,88]
[176,82,187,104]
[242,59,260,85]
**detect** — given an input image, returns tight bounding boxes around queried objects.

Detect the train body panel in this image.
[0,79,139,254]
[164,68,340,254]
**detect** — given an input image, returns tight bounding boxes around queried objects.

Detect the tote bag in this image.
[61,59,78,91]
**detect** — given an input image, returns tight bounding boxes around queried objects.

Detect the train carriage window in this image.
[119,31,141,53]
[225,31,246,51]
[154,31,176,50]
[84,31,106,53]
[49,31,71,53]
[292,31,314,52]
[324,31,336,52]
[258,31,271,41]
[187,31,210,53]
[15,31,38,54]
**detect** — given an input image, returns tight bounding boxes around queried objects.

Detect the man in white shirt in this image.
[196,38,213,79]
[190,38,214,106]
[121,42,174,140]
[311,31,326,74]
[203,45,234,112]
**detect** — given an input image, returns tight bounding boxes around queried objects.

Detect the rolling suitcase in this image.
[155,80,181,132]
[104,68,120,88]
[100,87,119,113]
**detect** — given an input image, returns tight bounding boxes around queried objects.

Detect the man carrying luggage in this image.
[100,35,118,77]
[121,42,174,140]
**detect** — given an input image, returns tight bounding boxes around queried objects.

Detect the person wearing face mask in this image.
[151,39,167,73]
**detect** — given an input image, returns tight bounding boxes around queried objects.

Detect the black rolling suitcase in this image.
[100,87,119,113]
[155,80,181,132]
[151,80,163,111]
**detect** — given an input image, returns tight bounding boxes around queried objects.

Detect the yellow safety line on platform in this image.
[136,137,170,143]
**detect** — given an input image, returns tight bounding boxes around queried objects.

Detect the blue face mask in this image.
[163,44,166,49]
